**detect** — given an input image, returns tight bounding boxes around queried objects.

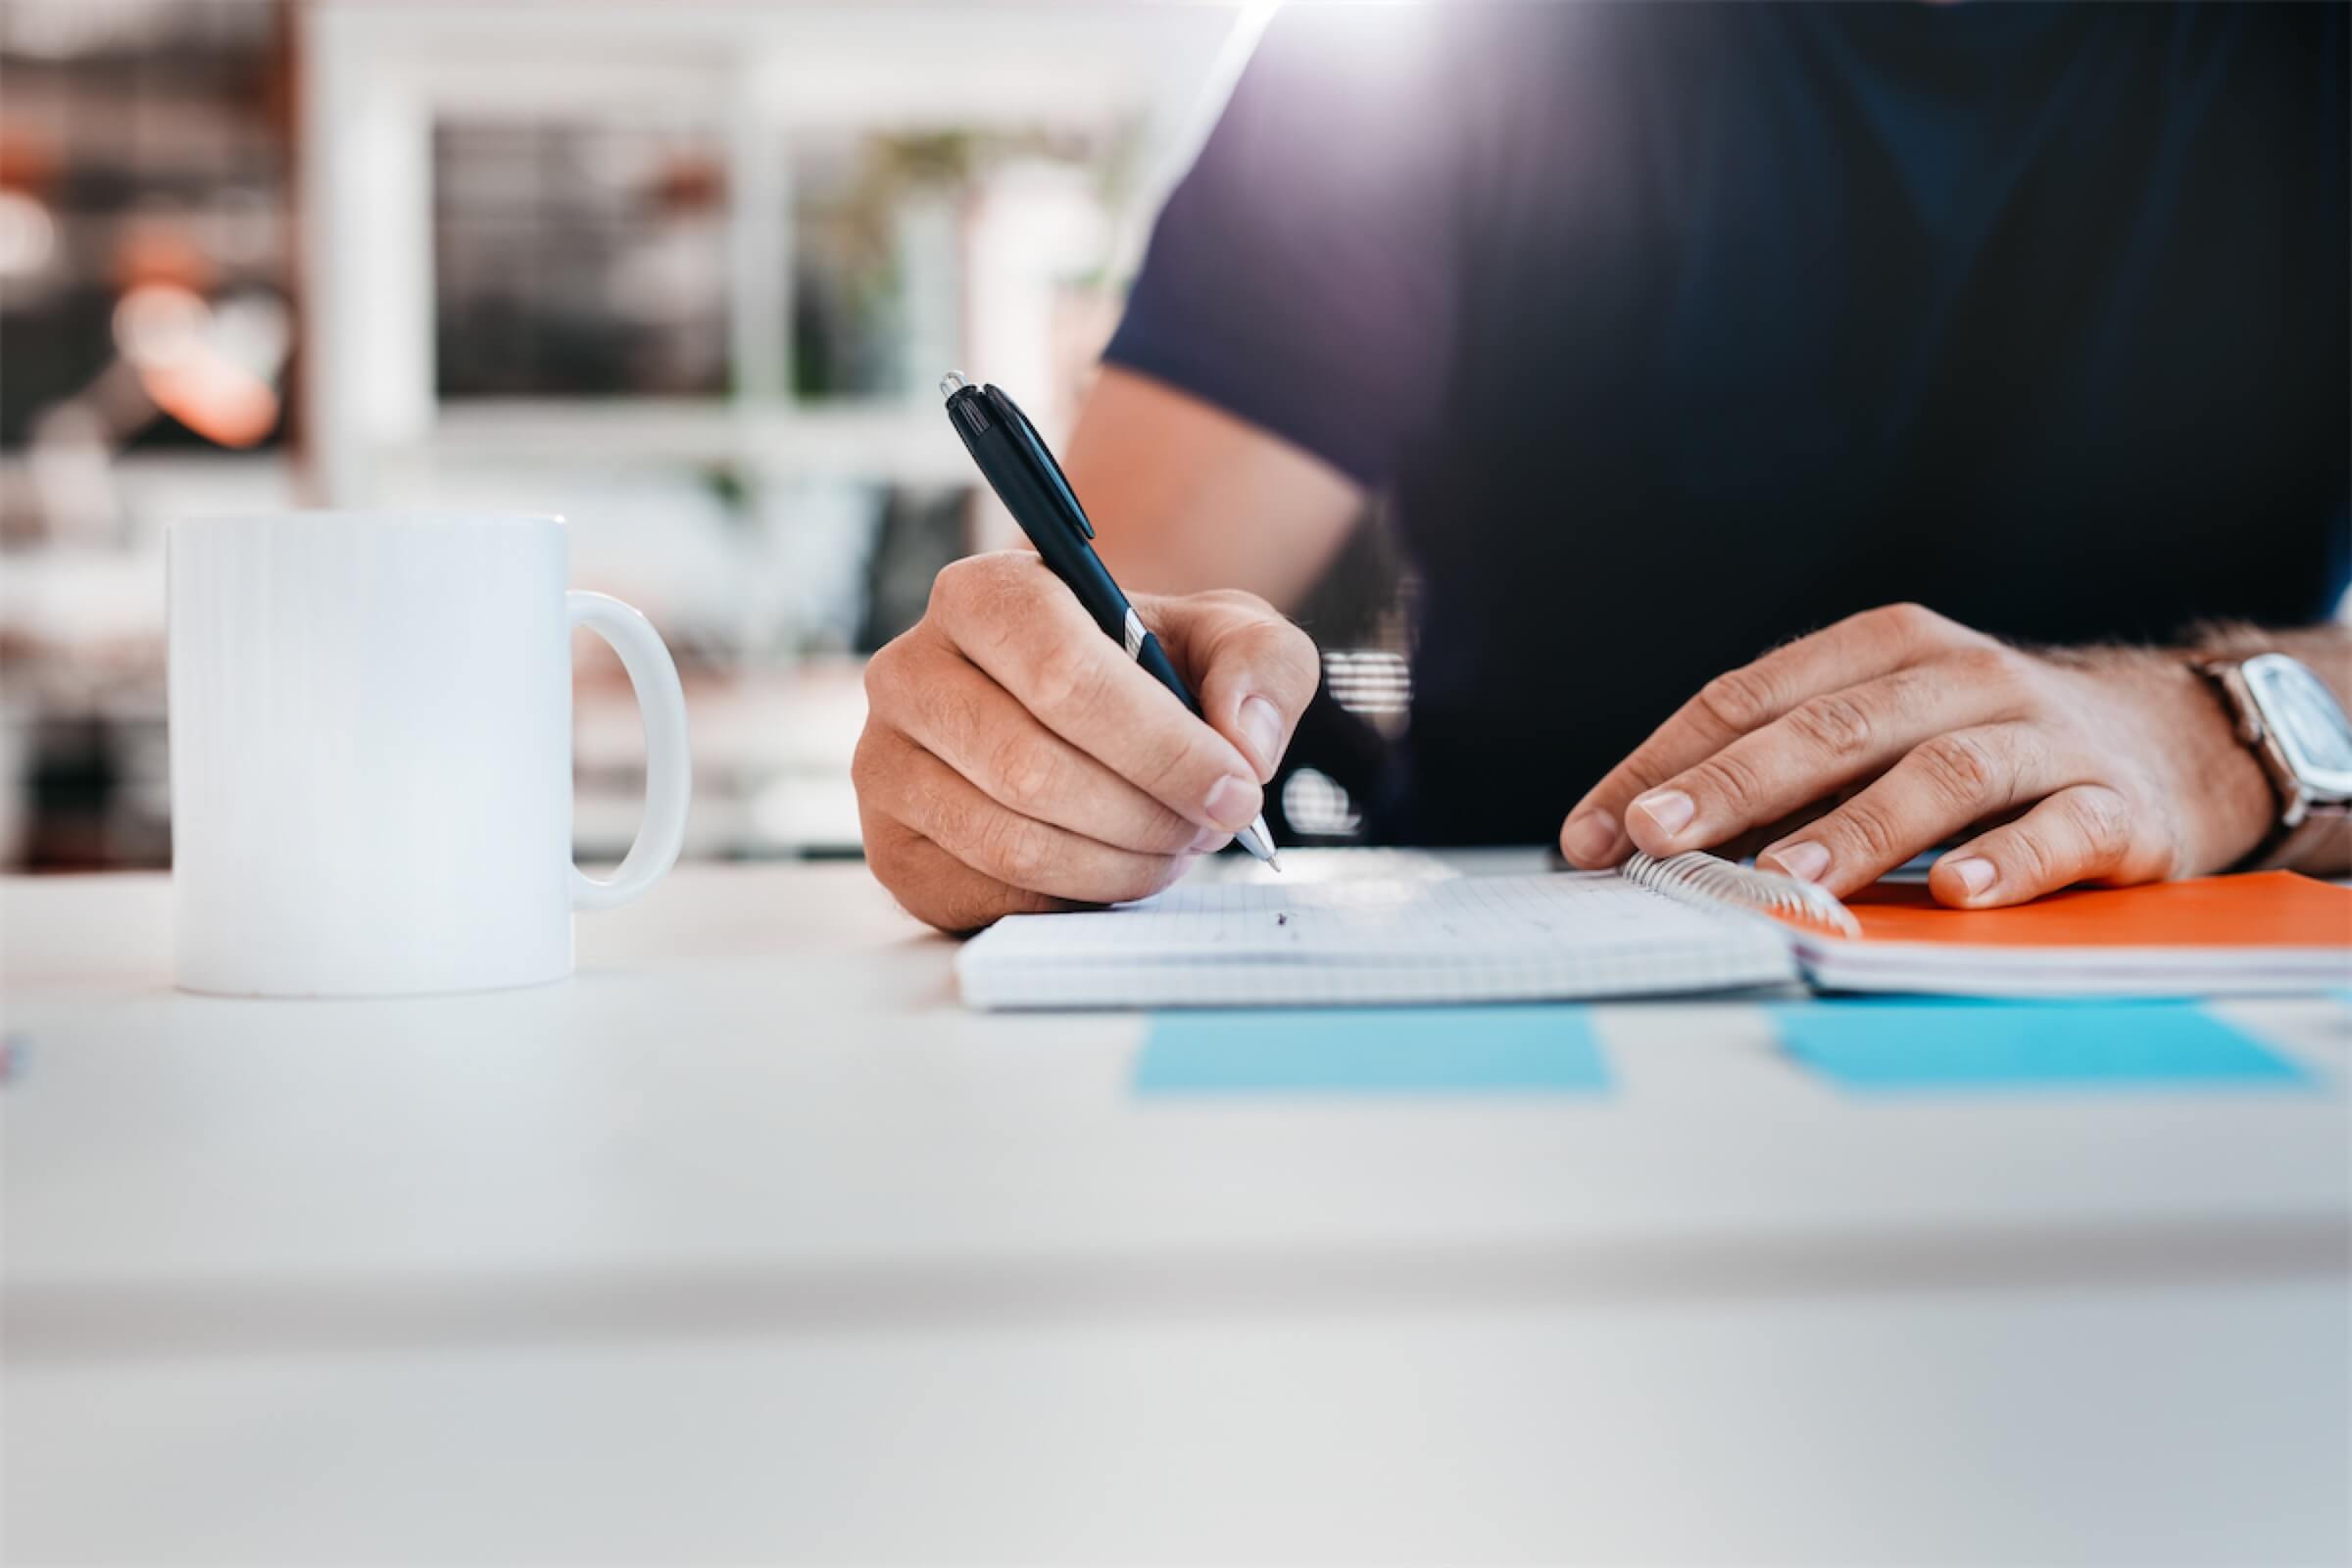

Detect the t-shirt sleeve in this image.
[1102,9,1461,486]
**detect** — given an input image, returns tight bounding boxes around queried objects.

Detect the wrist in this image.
[2170,654,2284,872]
[2069,647,2276,874]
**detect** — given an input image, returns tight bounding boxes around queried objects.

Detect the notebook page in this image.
[957,871,1799,1009]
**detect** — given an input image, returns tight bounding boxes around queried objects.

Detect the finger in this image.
[1620,655,2027,859]
[1146,590,1321,782]
[1712,801,1843,867]
[868,640,1213,856]
[1560,603,1977,867]
[1754,724,2055,899]
[856,722,1190,905]
[858,808,1072,934]
[1928,784,2146,908]
[928,555,1267,835]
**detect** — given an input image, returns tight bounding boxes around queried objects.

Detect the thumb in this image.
[1138,590,1320,783]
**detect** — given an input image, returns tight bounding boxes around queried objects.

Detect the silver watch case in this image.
[2198,653,2352,870]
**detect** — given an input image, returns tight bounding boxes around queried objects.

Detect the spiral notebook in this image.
[956,853,2352,1009]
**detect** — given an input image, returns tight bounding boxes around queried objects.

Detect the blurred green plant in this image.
[791,123,1136,399]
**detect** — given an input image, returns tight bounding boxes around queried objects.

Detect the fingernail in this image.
[1239,695,1284,776]
[1946,856,1996,899]
[1766,841,1830,883]
[1563,808,1619,865]
[1631,789,1695,837]
[1190,825,1233,854]
[1203,774,1259,832]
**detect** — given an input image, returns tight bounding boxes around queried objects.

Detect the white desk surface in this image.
[4,855,2347,1564]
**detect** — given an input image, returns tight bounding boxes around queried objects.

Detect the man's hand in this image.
[856,552,1320,932]
[1558,604,2278,906]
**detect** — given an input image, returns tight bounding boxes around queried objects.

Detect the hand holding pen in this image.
[849,374,1318,933]
[940,371,1287,869]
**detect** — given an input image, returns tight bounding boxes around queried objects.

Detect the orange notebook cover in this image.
[1839,871,2352,950]
[1775,869,2351,997]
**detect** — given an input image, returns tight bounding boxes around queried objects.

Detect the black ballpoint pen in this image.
[939,370,1281,869]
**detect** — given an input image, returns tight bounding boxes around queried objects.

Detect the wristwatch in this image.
[2194,653,2352,871]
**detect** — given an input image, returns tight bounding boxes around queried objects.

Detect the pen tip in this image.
[939,370,967,399]
[1267,852,1284,873]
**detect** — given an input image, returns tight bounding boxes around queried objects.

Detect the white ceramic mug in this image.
[168,512,690,996]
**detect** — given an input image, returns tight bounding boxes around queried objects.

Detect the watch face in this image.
[2245,655,2352,796]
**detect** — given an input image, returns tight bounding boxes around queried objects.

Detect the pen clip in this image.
[986,384,1095,540]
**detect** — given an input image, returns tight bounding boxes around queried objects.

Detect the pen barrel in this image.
[1030,522,1129,644]
[963,426,1130,643]
[1134,631,1202,717]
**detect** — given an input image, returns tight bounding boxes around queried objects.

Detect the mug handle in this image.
[566,591,691,911]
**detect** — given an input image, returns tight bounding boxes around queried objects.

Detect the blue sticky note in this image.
[1137,1006,1609,1096]
[1771,1000,2309,1093]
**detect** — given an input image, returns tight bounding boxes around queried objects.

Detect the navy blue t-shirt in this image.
[1105,2,2349,845]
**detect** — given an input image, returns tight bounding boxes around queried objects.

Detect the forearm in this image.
[1059,367,1365,612]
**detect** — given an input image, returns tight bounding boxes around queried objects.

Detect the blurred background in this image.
[0,0,1407,872]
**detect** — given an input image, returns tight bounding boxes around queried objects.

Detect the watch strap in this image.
[2247,804,2352,874]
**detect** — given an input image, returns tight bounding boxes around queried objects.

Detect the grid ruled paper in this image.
[956,872,1799,1009]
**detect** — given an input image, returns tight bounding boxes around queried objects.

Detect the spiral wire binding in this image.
[1622,851,1862,939]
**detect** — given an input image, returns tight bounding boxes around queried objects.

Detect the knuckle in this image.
[1954,643,2026,697]
[1836,798,1904,863]
[2007,825,2063,888]
[2067,788,2132,862]
[1871,601,1945,643]
[860,635,905,704]
[851,725,913,808]
[933,552,1038,628]
[927,556,983,615]
[1197,587,1276,618]
[1911,731,2002,807]
[1695,667,1779,734]
[975,808,1052,889]
[986,731,1060,815]
[1786,692,1875,760]
[1692,749,1768,814]
[1190,599,1318,709]
[862,828,904,885]
[1264,619,1321,691]
[868,850,914,909]
[1026,642,1109,726]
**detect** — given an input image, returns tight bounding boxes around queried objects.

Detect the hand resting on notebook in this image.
[855,551,1318,932]
[1559,603,2297,909]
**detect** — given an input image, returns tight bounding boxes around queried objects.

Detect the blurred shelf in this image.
[419,400,970,486]
[574,655,868,861]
